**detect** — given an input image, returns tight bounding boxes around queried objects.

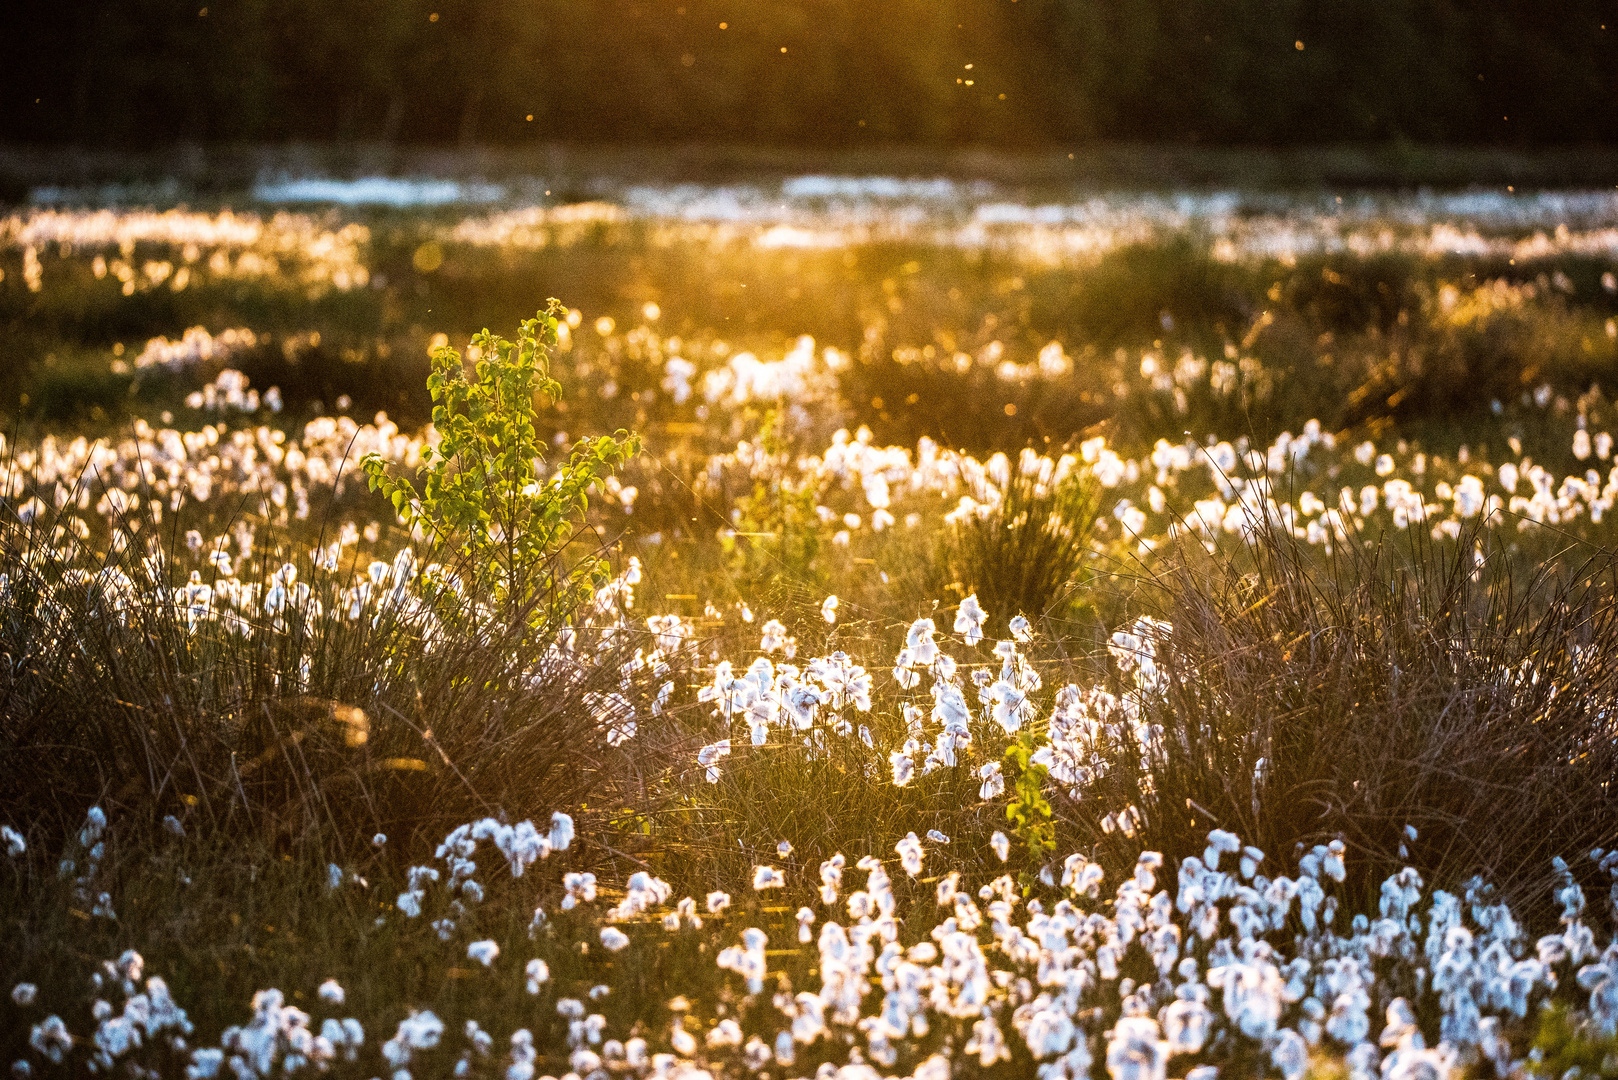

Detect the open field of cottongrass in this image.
[2,170,1618,1079]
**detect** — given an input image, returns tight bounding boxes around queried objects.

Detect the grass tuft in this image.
[1066,513,1618,918]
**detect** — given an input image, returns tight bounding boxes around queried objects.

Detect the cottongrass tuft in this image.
[1065,514,1618,912]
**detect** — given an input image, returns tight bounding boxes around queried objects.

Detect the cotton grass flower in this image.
[561,871,597,910]
[80,806,107,847]
[759,619,790,654]
[903,617,940,667]
[821,594,839,623]
[954,594,987,646]
[600,927,631,952]
[1162,997,1212,1055]
[548,812,575,852]
[317,979,344,1004]
[467,940,500,967]
[985,679,1034,733]
[706,1018,743,1049]
[895,832,925,877]
[753,864,786,890]
[819,854,845,904]
[978,761,1005,799]
[697,739,731,783]
[606,871,673,922]
[1105,1016,1167,1080]
[991,831,1011,861]
[1103,806,1142,838]
[716,927,769,994]
[1203,828,1242,871]
[29,1016,72,1064]
[525,959,550,994]
[665,896,703,930]
[890,747,917,786]
[382,1010,446,1069]
[1271,1028,1310,1080]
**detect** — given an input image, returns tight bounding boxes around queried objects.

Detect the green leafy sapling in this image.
[360,301,640,628]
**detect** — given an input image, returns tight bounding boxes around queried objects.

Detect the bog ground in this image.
[2,169,1618,1079]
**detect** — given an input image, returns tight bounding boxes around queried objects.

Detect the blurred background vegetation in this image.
[5,0,1616,150]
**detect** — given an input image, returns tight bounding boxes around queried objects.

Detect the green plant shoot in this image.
[1004,728,1056,866]
[722,408,822,590]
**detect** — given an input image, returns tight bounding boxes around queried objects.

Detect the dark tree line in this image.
[6,0,1616,147]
